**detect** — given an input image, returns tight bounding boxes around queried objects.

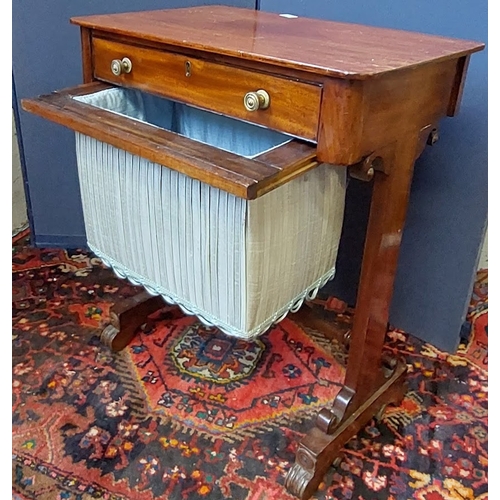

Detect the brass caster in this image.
[374,403,388,422]
[332,453,344,468]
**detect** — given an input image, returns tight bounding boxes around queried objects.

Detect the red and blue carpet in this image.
[12,232,488,499]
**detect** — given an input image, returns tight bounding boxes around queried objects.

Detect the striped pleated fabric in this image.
[74,88,346,339]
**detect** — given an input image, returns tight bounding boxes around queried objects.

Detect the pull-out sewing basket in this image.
[73,87,346,339]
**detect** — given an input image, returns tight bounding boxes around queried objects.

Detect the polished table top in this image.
[71,6,484,79]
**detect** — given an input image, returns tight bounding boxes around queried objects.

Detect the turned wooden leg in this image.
[100,291,165,351]
[286,133,420,499]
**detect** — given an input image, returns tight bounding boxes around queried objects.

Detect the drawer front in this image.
[92,37,322,141]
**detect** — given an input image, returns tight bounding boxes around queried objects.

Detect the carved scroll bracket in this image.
[348,140,400,182]
[348,152,384,182]
[314,350,401,435]
[415,123,440,160]
[99,291,165,352]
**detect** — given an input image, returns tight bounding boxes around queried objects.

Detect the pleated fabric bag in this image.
[74,87,346,339]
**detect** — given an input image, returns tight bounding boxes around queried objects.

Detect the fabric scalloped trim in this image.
[90,242,336,340]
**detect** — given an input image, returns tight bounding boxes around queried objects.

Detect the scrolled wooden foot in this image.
[99,291,165,351]
[285,437,343,500]
[285,359,407,499]
[100,323,120,349]
[285,463,315,498]
[286,446,345,498]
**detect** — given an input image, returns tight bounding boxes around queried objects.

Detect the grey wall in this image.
[13,0,254,248]
[12,111,28,234]
[260,0,487,351]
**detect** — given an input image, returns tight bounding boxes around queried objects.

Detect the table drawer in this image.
[92,37,322,141]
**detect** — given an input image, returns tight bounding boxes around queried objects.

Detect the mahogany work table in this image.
[22,6,484,499]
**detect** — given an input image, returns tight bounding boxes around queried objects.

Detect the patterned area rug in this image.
[12,233,488,500]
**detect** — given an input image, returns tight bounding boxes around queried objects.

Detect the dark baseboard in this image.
[33,234,88,250]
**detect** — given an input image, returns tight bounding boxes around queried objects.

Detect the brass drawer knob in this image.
[111,57,133,76]
[244,89,270,111]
